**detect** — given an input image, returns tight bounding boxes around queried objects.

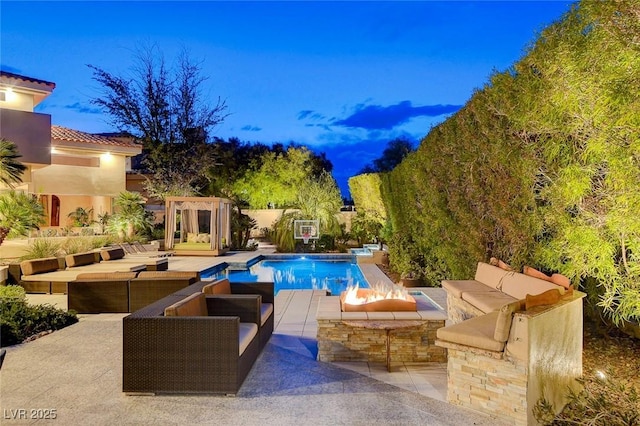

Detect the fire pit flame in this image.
[340,282,417,312]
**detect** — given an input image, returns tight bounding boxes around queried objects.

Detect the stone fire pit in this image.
[317,290,447,366]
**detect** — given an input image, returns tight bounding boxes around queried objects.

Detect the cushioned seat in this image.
[163,293,259,355]
[462,290,517,314]
[436,311,504,352]
[442,280,489,298]
[201,279,274,348]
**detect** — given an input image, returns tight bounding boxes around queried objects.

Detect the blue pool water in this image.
[205,257,369,295]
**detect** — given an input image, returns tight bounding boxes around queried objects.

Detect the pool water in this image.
[207,257,368,295]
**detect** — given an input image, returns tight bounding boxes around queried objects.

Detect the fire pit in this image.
[317,286,448,366]
[340,288,417,312]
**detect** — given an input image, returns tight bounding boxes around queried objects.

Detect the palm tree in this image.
[110,191,152,239]
[67,207,94,227]
[0,139,27,188]
[0,190,46,246]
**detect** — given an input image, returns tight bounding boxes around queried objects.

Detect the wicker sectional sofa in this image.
[67,270,200,313]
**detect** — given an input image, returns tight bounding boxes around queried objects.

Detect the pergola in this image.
[164,196,233,256]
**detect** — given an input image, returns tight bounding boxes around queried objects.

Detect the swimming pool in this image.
[204,256,369,295]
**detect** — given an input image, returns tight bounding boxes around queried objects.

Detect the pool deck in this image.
[1,251,501,425]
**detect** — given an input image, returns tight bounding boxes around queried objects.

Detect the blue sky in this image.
[1,1,574,196]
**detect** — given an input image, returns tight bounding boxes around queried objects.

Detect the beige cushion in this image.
[474,262,512,290]
[202,279,231,295]
[100,247,126,261]
[436,311,504,352]
[501,273,565,300]
[136,271,199,280]
[462,290,517,313]
[164,293,208,317]
[494,300,524,342]
[238,323,258,355]
[66,252,97,268]
[261,303,274,326]
[75,272,138,281]
[20,257,59,276]
[441,280,489,298]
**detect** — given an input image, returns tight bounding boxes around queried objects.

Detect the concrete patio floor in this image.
[0,289,504,425]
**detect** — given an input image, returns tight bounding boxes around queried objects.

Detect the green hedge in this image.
[374,1,640,324]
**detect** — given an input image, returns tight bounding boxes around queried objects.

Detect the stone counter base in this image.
[317,319,446,363]
[446,347,528,426]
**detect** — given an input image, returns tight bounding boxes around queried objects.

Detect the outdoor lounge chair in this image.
[123,291,261,395]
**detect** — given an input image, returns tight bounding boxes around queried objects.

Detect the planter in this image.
[400,277,422,287]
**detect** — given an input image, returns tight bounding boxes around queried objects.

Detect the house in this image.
[0,71,142,231]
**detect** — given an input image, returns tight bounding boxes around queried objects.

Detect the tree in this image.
[108,191,152,239]
[67,207,93,227]
[358,138,415,173]
[272,171,343,251]
[233,146,318,209]
[0,191,45,246]
[0,139,27,188]
[89,44,228,199]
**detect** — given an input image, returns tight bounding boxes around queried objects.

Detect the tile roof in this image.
[51,125,140,148]
[0,70,56,89]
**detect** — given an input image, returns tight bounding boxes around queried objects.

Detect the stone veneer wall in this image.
[446,348,528,426]
[446,292,485,325]
[317,319,446,363]
[316,295,447,364]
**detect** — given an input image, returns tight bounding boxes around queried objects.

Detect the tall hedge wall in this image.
[379,1,640,324]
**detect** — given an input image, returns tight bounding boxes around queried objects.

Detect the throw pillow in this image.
[525,288,561,310]
[551,273,571,289]
[523,266,552,282]
[490,257,513,271]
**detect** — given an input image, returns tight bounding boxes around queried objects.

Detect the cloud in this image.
[64,102,102,114]
[333,100,462,130]
[241,125,262,132]
[297,110,326,121]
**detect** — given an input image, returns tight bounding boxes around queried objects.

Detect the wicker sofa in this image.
[122,290,262,395]
[67,270,200,314]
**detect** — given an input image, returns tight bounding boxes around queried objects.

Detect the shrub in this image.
[21,238,63,260]
[0,284,26,301]
[534,373,639,426]
[0,296,78,347]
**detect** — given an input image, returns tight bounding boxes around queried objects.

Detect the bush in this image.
[0,293,78,347]
[20,238,63,260]
[0,284,26,301]
[534,373,639,425]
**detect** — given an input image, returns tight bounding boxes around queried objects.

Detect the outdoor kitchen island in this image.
[316,289,448,368]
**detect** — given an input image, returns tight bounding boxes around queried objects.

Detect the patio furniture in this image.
[67,272,138,313]
[442,261,568,324]
[435,283,585,425]
[123,291,261,395]
[128,270,200,312]
[202,279,274,349]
